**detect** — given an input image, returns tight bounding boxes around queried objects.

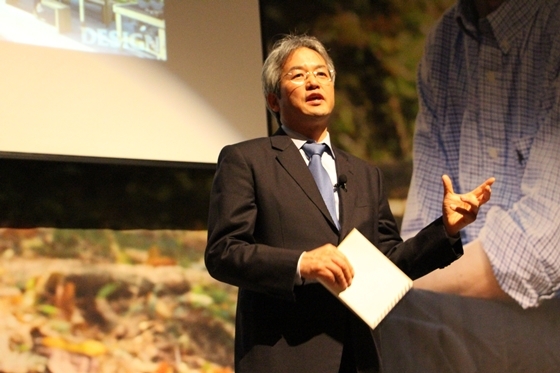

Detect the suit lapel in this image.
[270,134,339,231]
[333,149,355,239]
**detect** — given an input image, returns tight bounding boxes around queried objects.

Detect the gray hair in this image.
[262,34,336,122]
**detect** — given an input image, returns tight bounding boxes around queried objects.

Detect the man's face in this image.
[268,47,335,138]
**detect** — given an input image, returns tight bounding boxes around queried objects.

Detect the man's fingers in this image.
[333,255,354,286]
[475,178,495,194]
[300,245,354,289]
[460,193,480,208]
[325,255,353,288]
[479,178,495,204]
[442,174,454,195]
[484,177,496,187]
[467,177,495,206]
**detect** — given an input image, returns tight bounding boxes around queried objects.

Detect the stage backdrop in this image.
[0,0,452,372]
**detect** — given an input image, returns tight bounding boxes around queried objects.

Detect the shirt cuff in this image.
[295,252,305,285]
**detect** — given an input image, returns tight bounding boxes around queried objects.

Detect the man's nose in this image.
[306,73,320,87]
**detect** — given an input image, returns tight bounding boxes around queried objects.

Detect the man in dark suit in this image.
[204,34,494,373]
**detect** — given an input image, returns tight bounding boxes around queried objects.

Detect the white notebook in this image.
[319,228,413,330]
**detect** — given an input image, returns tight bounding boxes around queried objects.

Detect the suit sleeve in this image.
[204,144,302,300]
[372,165,463,280]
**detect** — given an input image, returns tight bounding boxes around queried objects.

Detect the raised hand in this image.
[441,175,495,237]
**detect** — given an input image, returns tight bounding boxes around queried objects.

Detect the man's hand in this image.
[299,244,354,292]
[442,175,495,237]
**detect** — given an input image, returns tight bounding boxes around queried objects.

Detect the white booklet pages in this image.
[319,228,413,330]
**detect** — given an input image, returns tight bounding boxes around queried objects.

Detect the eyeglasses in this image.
[283,68,334,85]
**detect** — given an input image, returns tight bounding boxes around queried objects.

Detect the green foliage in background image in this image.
[261,0,455,163]
[189,283,237,324]
[3,228,206,267]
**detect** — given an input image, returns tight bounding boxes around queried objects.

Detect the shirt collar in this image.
[281,124,336,158]
[455,0,544,54]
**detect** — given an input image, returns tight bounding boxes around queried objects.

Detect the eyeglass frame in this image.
[282,67,335,85]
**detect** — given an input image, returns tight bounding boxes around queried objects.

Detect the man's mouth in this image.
[306,93,324,102]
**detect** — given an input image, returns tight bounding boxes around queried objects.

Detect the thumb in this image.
[442,174,454,196]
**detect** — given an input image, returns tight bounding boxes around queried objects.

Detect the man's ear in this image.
[267,93,280,112]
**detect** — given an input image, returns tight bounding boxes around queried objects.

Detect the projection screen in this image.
[0,0,267,165]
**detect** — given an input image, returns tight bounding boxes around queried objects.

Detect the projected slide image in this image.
[0,0,166,60]
[1,0,265,165]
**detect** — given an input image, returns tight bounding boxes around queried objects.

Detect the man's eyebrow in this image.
[285,64,327,72]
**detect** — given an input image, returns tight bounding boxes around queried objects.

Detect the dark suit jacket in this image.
[205,129,463,373]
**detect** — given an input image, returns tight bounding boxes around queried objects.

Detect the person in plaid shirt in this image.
[378,0,560,372]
